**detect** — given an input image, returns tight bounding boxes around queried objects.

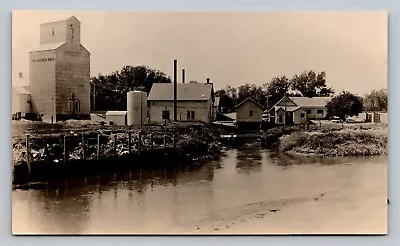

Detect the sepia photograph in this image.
[11,11,388,235]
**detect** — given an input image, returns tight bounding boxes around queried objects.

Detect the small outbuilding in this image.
[12,85,32,120]
[105,111,127,126]
[235,98,264,129]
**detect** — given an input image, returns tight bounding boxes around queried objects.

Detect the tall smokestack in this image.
[173,59,178,121]
[206,78,210,84]
[182,69,185,84]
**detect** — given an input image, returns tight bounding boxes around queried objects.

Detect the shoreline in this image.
[264,123,387,157]
[12,121,226,184]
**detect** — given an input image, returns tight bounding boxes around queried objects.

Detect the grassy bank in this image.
[279,126,387,156]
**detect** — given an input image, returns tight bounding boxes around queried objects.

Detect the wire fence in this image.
[21,131,179,165]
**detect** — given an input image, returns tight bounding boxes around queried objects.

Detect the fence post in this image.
[150,134,154,150]
[173,134,176,149]
[128,131,132,155]
[82,134,86,160]
[97,133,100,160]
[63,135,67,164]
[163,135,167,151]
[138,131,142,153]
[26,135,31,174]
[113,134,117,156]
[43,136,48,162]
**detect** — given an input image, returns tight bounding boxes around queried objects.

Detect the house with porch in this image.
[270,96,332,125]
[147,82,214,124]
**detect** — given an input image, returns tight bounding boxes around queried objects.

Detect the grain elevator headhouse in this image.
[29,16,90,122]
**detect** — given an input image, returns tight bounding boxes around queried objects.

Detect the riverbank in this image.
[280,126,387,156]
[12,120,226,184]
[263,123,387,157]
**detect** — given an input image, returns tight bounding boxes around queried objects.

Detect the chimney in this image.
[173,59,178,121]
[182,69,185,84]
[206,78,210,84]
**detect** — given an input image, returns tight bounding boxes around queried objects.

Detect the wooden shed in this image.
[235,98,264,130]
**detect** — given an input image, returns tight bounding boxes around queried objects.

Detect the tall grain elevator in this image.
[29,16,91,122]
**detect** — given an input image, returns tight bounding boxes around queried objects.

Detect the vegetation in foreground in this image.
[12,120,226,166]
[279,126,387,156]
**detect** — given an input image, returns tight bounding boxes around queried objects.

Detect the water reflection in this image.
[12,148,387,234]
[268,150,386,167]
[236,147,262,174]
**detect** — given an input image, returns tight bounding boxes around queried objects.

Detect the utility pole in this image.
[51,97,55,124]
[284,93,287,127]
[93,83,96,114]
[173,59,178,122]
[266,95,272,122]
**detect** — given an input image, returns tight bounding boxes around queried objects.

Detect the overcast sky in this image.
[12,11,387,96]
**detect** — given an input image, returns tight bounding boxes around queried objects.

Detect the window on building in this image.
[75,101,80,112]
[187,110,195,120]
[67,99,80,113]
[317,109,324,114]
[278,115,283,123]
[67,101,72,112]
[162,110,170,120]
[249,110,253,116]
[70,25,75,39]
[307,109,312,114]
[301,113,305,118]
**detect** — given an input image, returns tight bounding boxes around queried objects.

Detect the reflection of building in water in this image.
[236,148,263,173]
[27,180,92,234]
[13,16,90,122]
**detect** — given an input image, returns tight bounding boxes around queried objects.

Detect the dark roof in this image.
[235,98,264,109]
[147,83,213,101]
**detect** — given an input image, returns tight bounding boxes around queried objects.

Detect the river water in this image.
[12,148,387,235]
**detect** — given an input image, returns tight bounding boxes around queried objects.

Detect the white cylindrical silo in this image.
[127,91,147,127]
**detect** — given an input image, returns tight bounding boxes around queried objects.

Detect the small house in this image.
[147,82,214,124]
[270,96,332,125]
[235,98,264,129]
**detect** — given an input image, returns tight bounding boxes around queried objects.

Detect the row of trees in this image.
[326,89,388,121]
[90,65,171,111]
[89,65,387,120]
[215,71,334,113]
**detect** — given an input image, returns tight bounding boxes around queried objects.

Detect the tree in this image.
[264,76,292,110]
[290,71,334,97]
[90,65,171,111]
[326,91,364,120]
[364,89,387,112]
[215,85,239,113]
[236,83,269,109]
